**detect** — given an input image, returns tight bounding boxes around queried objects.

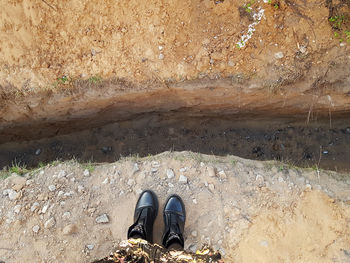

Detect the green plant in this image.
[88,76,102,84]
[81,161,95,172]
[57,75,69,84]
[329,15,345,29]
[9,161,29,175]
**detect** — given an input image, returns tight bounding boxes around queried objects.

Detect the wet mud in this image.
[1,112,350,172]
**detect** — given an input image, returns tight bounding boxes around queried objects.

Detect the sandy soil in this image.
[0,151,349,262]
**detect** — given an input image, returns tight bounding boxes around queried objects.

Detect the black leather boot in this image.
[127,190,158,243]
[162,194,186,249]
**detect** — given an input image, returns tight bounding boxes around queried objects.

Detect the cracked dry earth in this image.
[0,151,349,263]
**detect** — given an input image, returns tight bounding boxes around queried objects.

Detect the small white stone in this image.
[166,169,175,179]
[13,205,21,214]
[41,202,49,214]
[158,46,163,51]
[8,189,20,201]
[83,169,90,177]
[127,179,135,186]
[340,42,346,47]
[44,217,56,229]
[208,183,215,192]
[218,170,227,179]
[274,52,284,59]
[77,185,84,193]
[193,199,198,204]
[87,244,95,250]
[179,175,188,184]
[133,163,140,174]
[62,211,71,220]
[48,185,56,192]
[39,170,45,175]
[102,178,109,184]
[179,167,187,173]
[35,149,41,155]
[31,202,40,212]
[278,176,284,183]
[57,191,64,198]
[168,183,174,188]
[191,231,198,237]
[207,166,216,177]
[159,53,164,60]
[32,225,40,233]
[305,184,312,190]
[96,214,109,224]
[200,162,205,167]
[57,170,66,178]
[151,161,160,168]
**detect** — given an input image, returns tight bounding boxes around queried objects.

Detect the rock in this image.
[218,170,227,179]
[62,211,71,220]
[191,230,198,237]
[11,176,27,191]
[83,169,90,177]
[159,53,164,60]
[48,185,56,192]
[179,175,188,184]
[151,168,158,173]
[207,166,216,177]
[179,167,187,173]
[151,161,160,168]
[278,176,284,183]
[13,205,21,214]
[31,202,40,212]
[57,170,66,178]
[274,52,284,59]
[44,217,56,229]
[102,178,109,184]
[193,199,198,204]
[200,162,205,167]
[26,179,34,186]
[57,191,64,198]
[96,214,109,224]
[127,179,135,186]
[168,183,174,188]
[41,203,49,214]
[77,185,84,193]
[345,127,350,134]
[166,169,175,179]
[87,244,95,250]
[132,163,140,174]
[32,225,40,233]
[62,224,78,235]
[208,183,215,192]
[255,174,264,186]
[8,189,20,201]
[35,149,41,155]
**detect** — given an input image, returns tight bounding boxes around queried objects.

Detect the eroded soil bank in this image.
[0,152,349,262]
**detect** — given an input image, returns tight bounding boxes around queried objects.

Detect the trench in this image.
[1,110,350,172]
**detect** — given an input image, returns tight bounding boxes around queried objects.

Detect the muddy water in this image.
[1,112,350,172]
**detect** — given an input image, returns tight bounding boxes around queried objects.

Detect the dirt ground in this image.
[1,0,350,130]
[0,152,349,262]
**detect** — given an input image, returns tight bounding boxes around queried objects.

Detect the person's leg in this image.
[162,194,186,249]
[127,190,158,243]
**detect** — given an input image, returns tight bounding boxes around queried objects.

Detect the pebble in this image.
[278,176,284,183]
[77,185,84,193]
[87,244,95,250]
[200,162,205,167]
[191,231,198,237]
[255,174,264,186]
[83,169,90,177]
[127,179,135,186]
[31,202,40,212]
[62,224,78,235]
[207,166,216,177]
[159,53,164,60]
[274,52,284,59]
[166,169,175,179]
[168,183,174,188]
[57,170,66,178]
[48,185,56,192]
[13,205,21,214]
[44,217,56,229]
[345,127,350,134]
[32,225,40,233]
[62,211,71,220]
[208,183,215,192]
[151,161,160,168]
[95,214,109,224]
[8,189,20,201]
[35,149,41,155]
[179,175,188,184]
[218,170,227,179]
[193,199,198,204]
[11,176,27,191]
[179,167,187,173]
[133,163,140,174]
[102,178,109,184]
[41,202,50,214]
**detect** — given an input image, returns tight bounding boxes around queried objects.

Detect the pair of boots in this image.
[127,190,186,249]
